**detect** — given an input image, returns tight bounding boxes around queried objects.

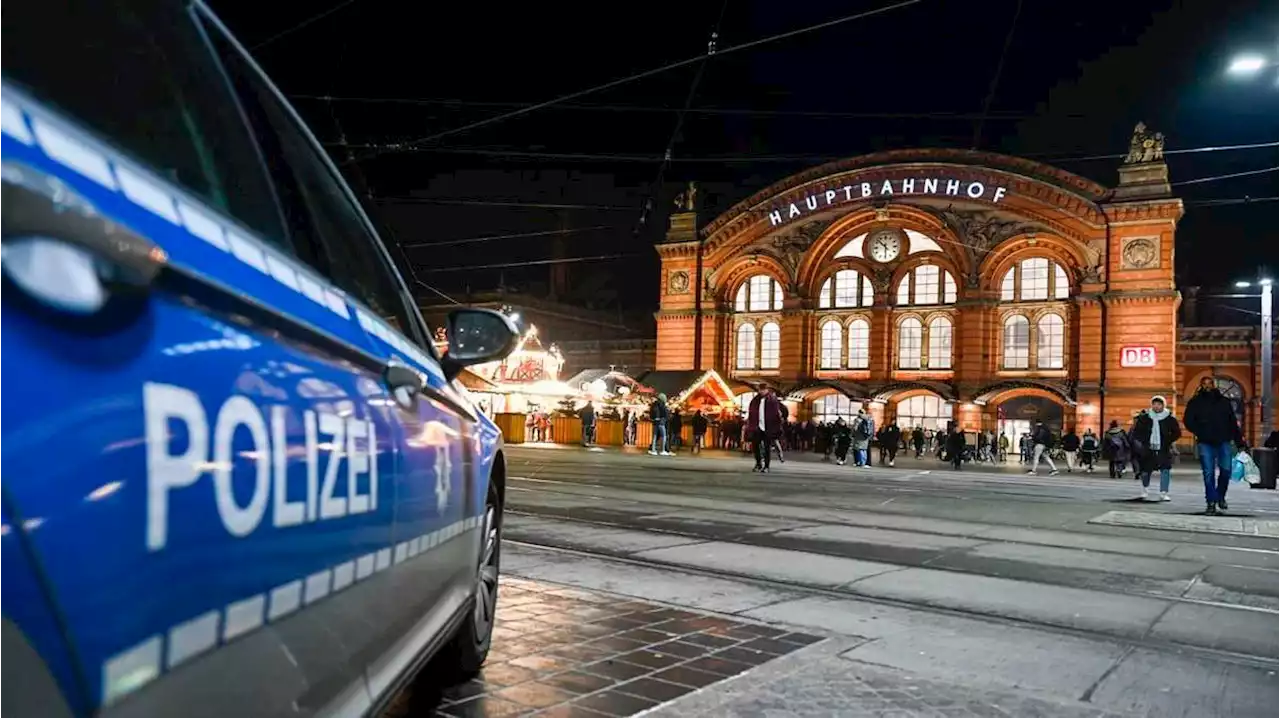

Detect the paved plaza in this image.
[397,445,1278,717]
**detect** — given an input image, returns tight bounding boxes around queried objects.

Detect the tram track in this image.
[503,535,1280,671]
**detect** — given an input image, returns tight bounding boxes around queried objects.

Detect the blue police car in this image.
[1,2,519,716]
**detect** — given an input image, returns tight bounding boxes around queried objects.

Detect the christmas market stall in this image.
[564,368,654,445]
[631,369,739,448]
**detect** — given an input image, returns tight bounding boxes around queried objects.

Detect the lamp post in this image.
[1235,277,1274,440]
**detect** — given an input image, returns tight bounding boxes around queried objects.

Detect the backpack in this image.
[1107,432,1126,453]
[853,417,870,439]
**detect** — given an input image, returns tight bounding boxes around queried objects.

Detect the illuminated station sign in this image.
[767,176,1010,226]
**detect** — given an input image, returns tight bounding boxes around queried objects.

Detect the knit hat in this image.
[1151,395,1167,405]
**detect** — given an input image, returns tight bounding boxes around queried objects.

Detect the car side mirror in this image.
[441,308,519,381]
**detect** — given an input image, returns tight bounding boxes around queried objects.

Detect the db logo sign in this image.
[1120,346,1157,368]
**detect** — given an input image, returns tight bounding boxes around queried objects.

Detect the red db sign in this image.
[1120,346,1157,368]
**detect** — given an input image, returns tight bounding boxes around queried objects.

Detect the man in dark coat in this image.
[1027,421,1060,476]
[579,402,596,446]
[648,394,671,456]
[880,420,902,467]
[831,417,853,465]
[691,410,709,453]
[946,427,967,470]
[747,385,784,472]
[912,427,925,458]
[1183,376,1243,514]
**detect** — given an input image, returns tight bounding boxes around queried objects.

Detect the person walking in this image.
[912,427,925,458]
[947,426,966,471]
[1027,421,1060,476]
[851,407,875,468]
[1129,395,1181,501]
[773,402,789,464]
[998,432,1010,462]
[831,417,853,465]
[579,402,596,446]
[1183,376,1244,515]
[1061,427,1080,472]
[669,411,683,453]
[748,384,784,472]
[1103,420,1130,478]
[881,420,902,467]
[1079,428,1099,473]
[691,410,708,454]
[648,394,671,456]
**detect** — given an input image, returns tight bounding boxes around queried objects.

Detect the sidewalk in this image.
[518,441,1209,477]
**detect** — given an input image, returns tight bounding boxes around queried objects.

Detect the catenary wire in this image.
[401,225,614,249]
[346,0,924,163]
[416,253,645,273]
[250,0,367,50]
[971,0,1023,149]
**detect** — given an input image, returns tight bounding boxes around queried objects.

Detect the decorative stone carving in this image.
[770,218,833,281]
[1081,239,1105,283]
[667,270,690,294]
[872,266,895,292]
[931,206,1042,287]
[1123,122,1165,164]
[673,181,698,211]
[1121,236,1160,269]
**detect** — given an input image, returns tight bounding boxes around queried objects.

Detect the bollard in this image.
[1251,447,1277,490]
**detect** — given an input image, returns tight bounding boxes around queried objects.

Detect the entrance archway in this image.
[895,394,953,432]
[996,396,1065,452]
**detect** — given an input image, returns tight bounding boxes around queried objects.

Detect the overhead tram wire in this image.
[1171,167,1279,186]
[633,0,732,236]
[375,197,635,211]
[401,225,614,249]
[417,253,645,273]
[971,0,1023,149]
[346,0,924,164]
[250,0,367,50]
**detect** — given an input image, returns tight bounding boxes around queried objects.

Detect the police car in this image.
[1,2,519,716]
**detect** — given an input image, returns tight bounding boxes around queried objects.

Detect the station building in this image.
[653,131,1276,446]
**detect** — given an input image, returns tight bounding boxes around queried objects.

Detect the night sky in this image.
[216,0,1278,326]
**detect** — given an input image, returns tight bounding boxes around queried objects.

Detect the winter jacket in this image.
[650,399,669,424]
[1103,427,1130,461]
[747,394,784,438]
[1080,433,1100,453]
[1130,411,1181,472]
[1061,433,1080,452]
[1032,425,1053,447]
[851,414,874,450]
[882,424,902,450]
[830,421,852,447]
[1183,388,1242,445]
[691,414,708,435]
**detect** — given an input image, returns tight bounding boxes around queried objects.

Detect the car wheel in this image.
[438,479,501,681]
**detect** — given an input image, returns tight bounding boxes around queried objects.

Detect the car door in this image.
[2,2,405,716]
[194,12,483,706]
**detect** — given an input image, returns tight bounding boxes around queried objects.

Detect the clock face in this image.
[868,230,902,263]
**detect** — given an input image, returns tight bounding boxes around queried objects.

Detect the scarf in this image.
[1146,408,1170,450]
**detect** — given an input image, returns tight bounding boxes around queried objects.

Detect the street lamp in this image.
[1235,277,1275,442]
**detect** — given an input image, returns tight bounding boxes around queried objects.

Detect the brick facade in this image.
[653,147,1234,439]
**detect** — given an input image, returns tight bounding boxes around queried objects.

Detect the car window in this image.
[202,17,429,352]
[2,0,287,248]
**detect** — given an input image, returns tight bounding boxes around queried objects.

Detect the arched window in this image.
[1036,314,1064,369]
[736,324,757,369]
[1211,375,1247,429]
[1003,315,1030,369]
[898,317,923,369]
[735,275,784,312]
[928,317,953,369]
[1000,258,1071,301]
[895,265,957,306]
[818,269,875,309]
[897,395,953,432]
[812,394,857,423]
[819,321,842,369]
[847,318,870,369]
[760,322,781,369]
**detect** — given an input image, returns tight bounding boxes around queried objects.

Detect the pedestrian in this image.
[648,394,672,456]
[579,401,596,446]
[1079,428,1099,473]
[1103,420,1130,478]
[881,420,902,467]
[1129,395,1181,501]
[669,411,683,453]
[773,402,789,463]
[747,384,784,473]
[912,426,925,458]
[851,407,875,468]
[947,426,966,470]
[691,410,708,454]
[1183,376,1244,515]
[1026,421,1060,476]
[831,417,853,465]
[998,432,1010,462]
[1061,427,1080,472]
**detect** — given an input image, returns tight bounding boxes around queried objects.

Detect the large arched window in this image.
[928,317,953,369]
[897,395,953,432]
[1003,315,1030,369]
[898,317,923,369]
[847,319,870,369]
[1211,375,1247,429]
[812,394,857,423]
[760,322,781,369]
[896,265,957,306]
[736,324,757,369]
[818,269,875,309]
[1000,258,1070,301]
[1036,314,1065,369]
[735,274,784,312]
[819,321,842,369]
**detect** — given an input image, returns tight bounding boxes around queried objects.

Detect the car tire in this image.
[437,478,502,683]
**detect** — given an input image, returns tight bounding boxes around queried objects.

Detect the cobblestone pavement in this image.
[418,578,823,717]
[644,637,1129,718]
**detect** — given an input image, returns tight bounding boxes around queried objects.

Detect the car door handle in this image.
[385,364,425,393]
[1,161,164,318]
